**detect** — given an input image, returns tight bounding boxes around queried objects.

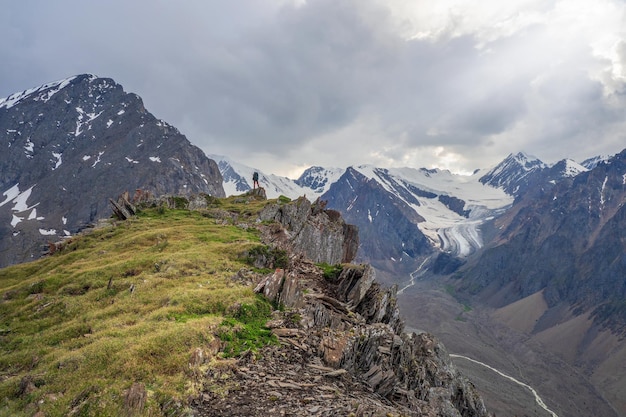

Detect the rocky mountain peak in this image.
[459,147,626,327]
[479,152,546,196]
[581,154,612,170]
[0,74,224,267]
[551,158,588,178]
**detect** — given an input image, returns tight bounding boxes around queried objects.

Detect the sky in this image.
[1,0,625,178]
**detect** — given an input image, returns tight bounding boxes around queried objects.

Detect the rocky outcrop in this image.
[197,266,489,416]
[259,196,359,265]
[248,259,488,417]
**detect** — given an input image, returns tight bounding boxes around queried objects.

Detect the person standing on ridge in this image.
[252,172,259,189]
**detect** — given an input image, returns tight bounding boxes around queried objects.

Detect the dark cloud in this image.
[1,0,626,175]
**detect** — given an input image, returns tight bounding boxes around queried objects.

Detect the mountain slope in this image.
[322,167,433,273]
[0,74,224,268]
[458,148,626,323]
[0,194,488,417]
[0,199,265,417]
[452,148,626,415]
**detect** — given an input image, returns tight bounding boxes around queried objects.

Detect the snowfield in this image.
[353,166,513,257]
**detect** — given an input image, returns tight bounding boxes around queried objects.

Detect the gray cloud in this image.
[1,0,626,175]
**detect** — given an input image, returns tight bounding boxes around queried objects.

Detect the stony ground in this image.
[188,256,490,417]
[191,338,417,417]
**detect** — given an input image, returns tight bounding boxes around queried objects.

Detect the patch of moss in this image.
[216,296,277,357]
[317,263,344,280]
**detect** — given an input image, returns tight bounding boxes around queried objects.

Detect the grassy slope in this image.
[0,198,277,416]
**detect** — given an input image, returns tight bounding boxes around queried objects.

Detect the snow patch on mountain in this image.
[0,76,77,110]
[51,152,63,170]
[11,213,26,227]
[0,184,38,213]
[295,166,345,195]
[24,139,34,156]
[560,159,587,177]
[581,155,611,170]
[92,151,105,167]
[1,183,45,231]
[75,107,103,137]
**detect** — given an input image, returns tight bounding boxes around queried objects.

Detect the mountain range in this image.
[213,145,626,415]
[211,151,598,275]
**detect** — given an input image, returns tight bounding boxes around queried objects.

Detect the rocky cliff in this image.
[0,74,224,268]
[259,196,359,265]
[192,193,489,417]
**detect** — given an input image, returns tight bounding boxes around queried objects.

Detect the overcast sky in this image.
[2,0,625,177]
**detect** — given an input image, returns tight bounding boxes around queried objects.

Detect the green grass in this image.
[317,263,344,281]
[0,203,279,416]
[216,296,278,358]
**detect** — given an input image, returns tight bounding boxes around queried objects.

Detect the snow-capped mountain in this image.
[458,146,626,329]
[478,152,547,196]
[581,154,611,170]
[478,152,588,198]
[295,166,346,194]
[215,156,515,275]
[334,164,512,255]
[0,74,224,267]
[210,154,344,199]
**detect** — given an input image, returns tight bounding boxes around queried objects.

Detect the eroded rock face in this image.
[247,259,488,417]
[259,197,359,265]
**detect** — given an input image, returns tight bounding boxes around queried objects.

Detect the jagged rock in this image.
[258,268,285,304]
[333,264,375,308]
[247,187,267,200]
[245,258,489,417]
[259,197,359,265]
[110,191,137,220]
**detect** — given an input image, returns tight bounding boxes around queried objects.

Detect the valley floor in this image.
[393,276,620,417]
